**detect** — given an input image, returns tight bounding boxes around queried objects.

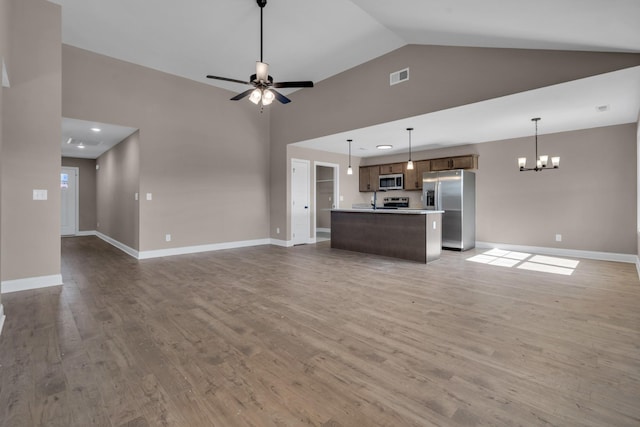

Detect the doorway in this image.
[61,166,79,236]
[315,162,338,242]
[291,159,310,245]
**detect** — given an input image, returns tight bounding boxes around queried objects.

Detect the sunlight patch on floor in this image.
[467,249,579,276]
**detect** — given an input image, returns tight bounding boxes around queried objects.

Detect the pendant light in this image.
[406,127,414,170]
[347,139,353,175]
[518,118,560,172]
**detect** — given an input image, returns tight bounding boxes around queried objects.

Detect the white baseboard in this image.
[270,238,294,248]
[1,274,63,294]
[316,227,331,233]
[75,230,97,236]
[636,256,640,280]
[476,241,636,264]
[0,304,5,336]
[138,238,272,260]
[95,231,140,259]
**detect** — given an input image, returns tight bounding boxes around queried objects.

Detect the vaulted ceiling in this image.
[52,0,640,157]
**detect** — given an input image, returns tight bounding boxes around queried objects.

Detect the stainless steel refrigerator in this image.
[422,170,476,250]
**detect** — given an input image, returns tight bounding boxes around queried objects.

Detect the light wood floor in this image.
[1,237,639,426]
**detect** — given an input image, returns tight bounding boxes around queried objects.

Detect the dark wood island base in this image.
[331,209,443,263]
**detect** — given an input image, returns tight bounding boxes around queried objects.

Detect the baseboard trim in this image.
[476,241,636,264]
[1,274,63,294]
[138,238,272,260]
[75,230,97,237]
[270,238,294,248]
[636,256,640,280]
[95,231,140,259]
[0,304,5,336]
[316,227,331,233]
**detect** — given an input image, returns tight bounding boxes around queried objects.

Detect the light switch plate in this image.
[146,193,152,201]
[135,192,139,201]
[33,189,48,200]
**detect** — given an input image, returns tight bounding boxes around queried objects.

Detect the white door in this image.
[61,166,78,236]
[291,159,310,245]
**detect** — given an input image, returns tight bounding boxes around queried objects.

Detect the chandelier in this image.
[518,118,559,172]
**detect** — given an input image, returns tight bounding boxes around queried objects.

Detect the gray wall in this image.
[363,124,637,254]
[62,45,271,252]
[0,0,8,299]
[61,157,97,232]
[270,44,640,244]
[96,132,140,250]
[1,0,61,282]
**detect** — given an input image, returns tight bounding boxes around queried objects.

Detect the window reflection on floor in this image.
[466,248,579,276]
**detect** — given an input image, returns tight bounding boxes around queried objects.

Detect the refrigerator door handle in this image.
[436,180,442,210]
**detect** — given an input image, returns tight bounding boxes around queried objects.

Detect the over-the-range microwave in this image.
[379,173,403,190]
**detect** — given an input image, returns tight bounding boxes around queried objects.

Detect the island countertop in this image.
[331,209,444,215]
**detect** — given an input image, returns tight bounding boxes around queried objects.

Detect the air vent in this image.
[595,104,610,113]
[390,68,409,86]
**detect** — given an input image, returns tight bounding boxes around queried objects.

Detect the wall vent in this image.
[390,68,409,86]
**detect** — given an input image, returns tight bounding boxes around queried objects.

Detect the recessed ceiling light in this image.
[91,127,101,132]
[66,137,72,144]
[377,144,393,150]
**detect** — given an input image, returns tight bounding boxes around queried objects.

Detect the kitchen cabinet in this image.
[359,166,379,192]
[430,154,478,171]
[404,160,431,190]
[379,163,404,174]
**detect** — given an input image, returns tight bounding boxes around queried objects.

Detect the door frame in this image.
[291,158,311,245]
[61,166,79,236]
[313,161,339,238]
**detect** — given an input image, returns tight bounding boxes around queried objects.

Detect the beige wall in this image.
[1,0,61,282]
[0,0,8,299]
[287,145,368,240]
[270,44,640,242]
[62,157,97,232]
[637,117,640,262]
[362,124,637,254]
[96,132,140,250]
[62,46,271,252]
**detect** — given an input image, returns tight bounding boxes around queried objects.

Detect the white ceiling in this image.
[61,118,137,159]
[50,0,640,158]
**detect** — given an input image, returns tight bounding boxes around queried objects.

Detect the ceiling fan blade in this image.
[230,88,256,101]
[269,89,291,104]
[256,62,269,83]
[206,75,251,85]
[273,81,314,88]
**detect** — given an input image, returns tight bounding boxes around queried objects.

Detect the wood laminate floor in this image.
[1,236,639,426]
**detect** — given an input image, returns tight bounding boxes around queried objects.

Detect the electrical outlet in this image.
[555,234,562,242]
[276,227,280,234]
[165,234,171,242]
[135,192,139,201]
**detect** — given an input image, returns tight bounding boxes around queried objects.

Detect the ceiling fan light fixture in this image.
[249,88,262,104]
[262,89,275,105]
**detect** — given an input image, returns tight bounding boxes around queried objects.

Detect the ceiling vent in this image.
[390,68,409,86]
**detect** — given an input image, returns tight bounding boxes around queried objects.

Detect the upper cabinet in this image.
[430,154,478,171]
[404,160,431,191]
[359,154,478,192]
[359,165,379,192]
[379,163,403,174]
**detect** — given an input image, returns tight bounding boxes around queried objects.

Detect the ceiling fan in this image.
[206,0,314,106]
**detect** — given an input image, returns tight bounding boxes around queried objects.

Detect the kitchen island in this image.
[331,209,444,263]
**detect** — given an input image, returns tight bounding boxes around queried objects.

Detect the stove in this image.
[382,197,410,209]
